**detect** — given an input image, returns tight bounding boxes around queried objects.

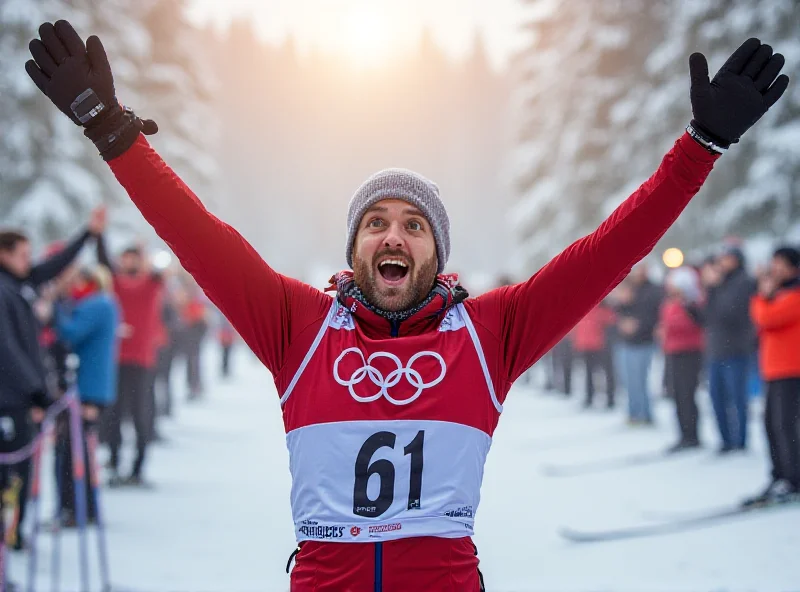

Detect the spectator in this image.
[153,286,181,418]
[52,264,119,525]
[746,246,800,505]
[660,266,705,452]
[616,264,663,425]
[97,239,163,487]
[0,209,103,548]
[573,301,616,408]
[700,245,756,453]
[219,316,237,379]
[178,277,208,401]
[550,334,574,397]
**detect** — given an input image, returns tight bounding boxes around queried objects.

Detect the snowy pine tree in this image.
[0,0,219,251]
[137,0,218,211]
[0,0,102,246]
[510,0,665,273]
[511,0,800,270]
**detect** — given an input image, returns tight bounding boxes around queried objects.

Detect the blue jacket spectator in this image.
[55,265,119,407]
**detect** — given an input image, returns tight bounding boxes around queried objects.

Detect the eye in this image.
[407,220,422,231]
[367,218,385,229]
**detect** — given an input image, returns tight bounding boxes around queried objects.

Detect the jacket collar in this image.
[326,271,467,338]
[0,267,27,293]
[778,276,800,291]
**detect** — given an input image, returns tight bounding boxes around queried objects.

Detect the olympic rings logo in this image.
[333,347,447,406]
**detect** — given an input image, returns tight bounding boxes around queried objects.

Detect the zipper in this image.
[374,541,383,591]
[374,320,399,591]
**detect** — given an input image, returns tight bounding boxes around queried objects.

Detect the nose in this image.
[383,221,405,249]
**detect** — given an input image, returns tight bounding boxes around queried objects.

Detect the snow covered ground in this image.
[10,350,800,592]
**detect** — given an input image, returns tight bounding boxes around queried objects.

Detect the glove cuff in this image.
[84,105,158,161]
[687,120,734,153]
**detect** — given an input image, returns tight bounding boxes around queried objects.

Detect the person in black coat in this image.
[699,245,757,453]
[0,208,105,548]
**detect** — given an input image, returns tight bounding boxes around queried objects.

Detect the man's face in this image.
[770,255,797,284]
[718,253,739,275]
[352,199,438,312]
[119,252,143,275]
[0,240,32,278]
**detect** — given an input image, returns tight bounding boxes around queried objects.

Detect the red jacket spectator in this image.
[660,297,704,353]
[573,304,616,352]
[114,274,163,368]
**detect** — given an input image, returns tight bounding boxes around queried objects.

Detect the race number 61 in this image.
[353,430,424,518]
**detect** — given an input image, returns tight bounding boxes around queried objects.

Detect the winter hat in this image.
[667,266,702,302]
[774,246,800,269]
[346,168,450,274]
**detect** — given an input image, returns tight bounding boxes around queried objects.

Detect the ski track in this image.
[10,352,800,592]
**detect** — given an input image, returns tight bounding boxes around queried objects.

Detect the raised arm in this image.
[95,232,114,273]
[28,229,91,288]
[473,134,716,382]
[29,206,106,288]
[471,39,789,384]
[24,20,332,375]
[106,137,331,374]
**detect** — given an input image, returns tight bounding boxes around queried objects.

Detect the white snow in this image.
[11,350,799,591]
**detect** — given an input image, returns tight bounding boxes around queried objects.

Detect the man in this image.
[25,21,788,591]
[701,244,757,453]
[615,265,663,424]
[0,208,104,549]
[747,247,800,505]
[96,240,163,486]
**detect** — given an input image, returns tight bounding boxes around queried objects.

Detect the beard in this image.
[353,249,438,312]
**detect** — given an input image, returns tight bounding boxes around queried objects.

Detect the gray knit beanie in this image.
[346,168,450,274]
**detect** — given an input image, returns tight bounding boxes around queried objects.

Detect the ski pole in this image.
[67,399,89,592]
[1,505,7,592]
[50,506,61,592]
[50,426,63,592]
[86,430,110,592]
[26,423,50,592]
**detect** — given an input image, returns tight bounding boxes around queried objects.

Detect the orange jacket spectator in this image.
[751,281,800,380]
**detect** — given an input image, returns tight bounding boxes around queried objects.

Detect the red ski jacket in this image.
[106,132,716,591]
[660,297,705,354]
[114,273,163,368]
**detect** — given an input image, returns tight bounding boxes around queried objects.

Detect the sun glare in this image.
[341,6,392,68]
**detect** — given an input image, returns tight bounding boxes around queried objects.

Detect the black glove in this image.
[25,20,157,161]
[688,38,789,152]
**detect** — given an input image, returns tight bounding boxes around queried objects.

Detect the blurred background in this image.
[3,0,797,288]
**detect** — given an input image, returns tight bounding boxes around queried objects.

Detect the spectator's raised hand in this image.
[88,205,107,236]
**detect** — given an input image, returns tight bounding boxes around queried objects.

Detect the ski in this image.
[560,498,800,543]
[541,449,688,477]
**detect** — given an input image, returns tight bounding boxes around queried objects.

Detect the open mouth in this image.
[377,258,410,285]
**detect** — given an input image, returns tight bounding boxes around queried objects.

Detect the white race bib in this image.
[286,419,491,542]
